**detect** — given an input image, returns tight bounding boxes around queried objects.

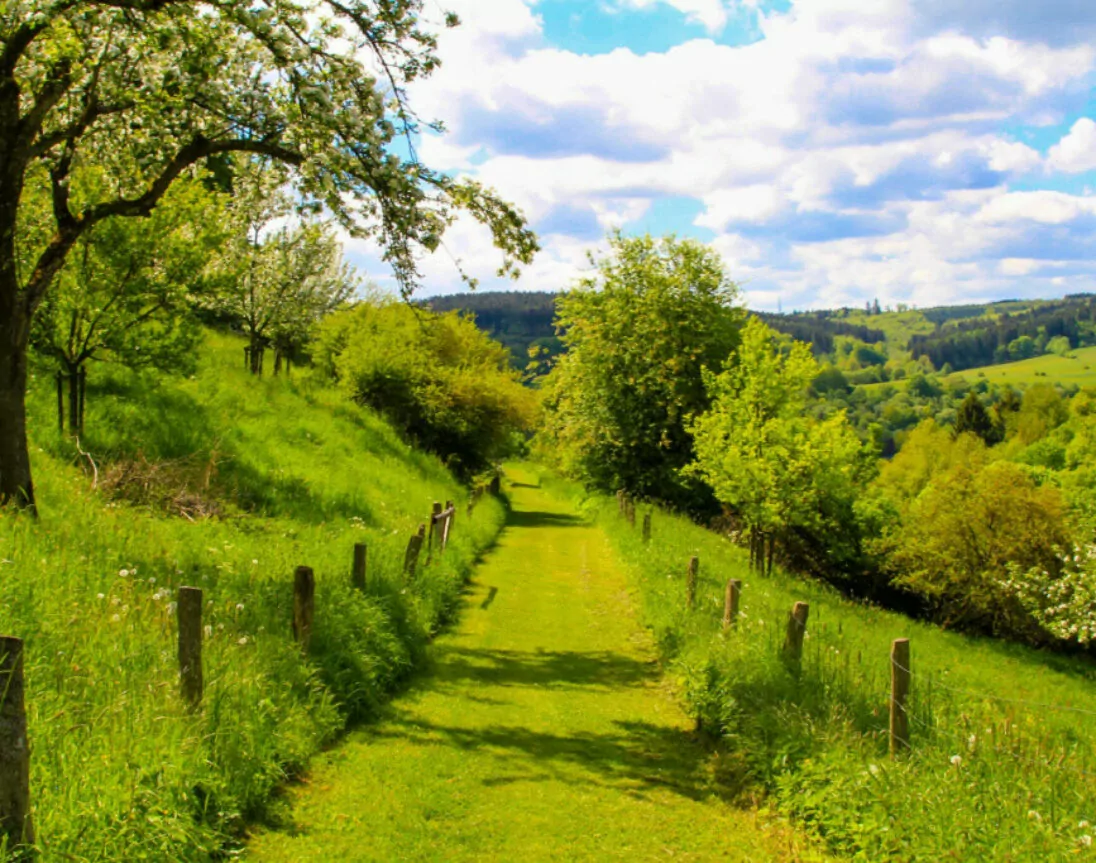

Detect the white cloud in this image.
[345,0,1096,307]
[614,0,733,34]
[1048,118,1096,174]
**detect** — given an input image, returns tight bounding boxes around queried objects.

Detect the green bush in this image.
[313,300,536,478]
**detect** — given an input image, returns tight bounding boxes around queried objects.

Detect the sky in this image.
[344,0,1096,311]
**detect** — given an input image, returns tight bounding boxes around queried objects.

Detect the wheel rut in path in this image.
[248,467,813,862]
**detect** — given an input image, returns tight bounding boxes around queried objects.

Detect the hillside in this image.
[2,331,507,859]
[424,291,561,372]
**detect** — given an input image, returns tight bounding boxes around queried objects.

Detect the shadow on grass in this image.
[368,713,718,803]
[427,646,658,691]
[505,510,586,529]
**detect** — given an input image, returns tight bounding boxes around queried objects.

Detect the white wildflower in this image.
[868,764,879,776]
[203,625,212,638]
[1081,835,1092,848]
[237,636,248,646]
[97,593,105,600]
[111,614,121,623]
[950,755,962,767]
[236,603,245,612]
[118,569,129,578]
[1029,810,1042,822]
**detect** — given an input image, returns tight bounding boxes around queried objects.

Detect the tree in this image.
[30,173,226,433]
[954,392,996,445]
[688,318,866,573]
[538,233,742,509]
[206,160,354,375]
[0,1,537,511]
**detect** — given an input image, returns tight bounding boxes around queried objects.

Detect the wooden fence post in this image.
[686,556,699,609]
[723,579,741,630]
[404,525,425,577]
[0,636,33,855]
[427,502,442,562]
[442,500,454,550]
[293,566,315,651]
[783,602,809,667]
[617,490,624,513]
[890,638,911,756]
[352,543,367,591]
[177,587,203,709]
[626,498,635,527]
[642,512,651,543]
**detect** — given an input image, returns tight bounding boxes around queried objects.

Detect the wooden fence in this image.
[0,479,500,855]
[615,492,913,757]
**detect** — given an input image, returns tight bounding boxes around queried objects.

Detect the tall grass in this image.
[567,482,1096,860]
[1,332,505,861]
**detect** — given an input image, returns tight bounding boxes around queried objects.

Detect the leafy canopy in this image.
[539,233,742,507]
[689,317,866,553]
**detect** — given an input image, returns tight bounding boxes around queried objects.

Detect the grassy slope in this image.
[944,344,1096,388]
[249,466,823,862]
[578,486,1096,860]
[1,331,505,861]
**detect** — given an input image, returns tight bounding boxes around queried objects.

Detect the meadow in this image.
[0,332,505,860]
[564,481,1096,861]
[945,345,1096,388]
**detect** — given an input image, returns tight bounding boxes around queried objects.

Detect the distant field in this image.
[945,344,1096,388]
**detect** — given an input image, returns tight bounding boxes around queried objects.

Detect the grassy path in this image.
[248,468,815,861]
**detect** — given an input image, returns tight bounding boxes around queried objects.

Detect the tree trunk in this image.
[67,364,79,437]
[273,350,282,377]
[0,307,36,513]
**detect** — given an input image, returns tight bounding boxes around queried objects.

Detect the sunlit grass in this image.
[568,479,1096,860]
[1,331,505,860]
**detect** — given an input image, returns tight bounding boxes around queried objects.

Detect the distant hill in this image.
[424,291,562,374]
[422,290,1096,382]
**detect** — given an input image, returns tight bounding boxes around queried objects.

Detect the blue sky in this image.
[343,0,1096,311]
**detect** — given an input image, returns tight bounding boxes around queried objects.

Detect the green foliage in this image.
[5,331,506,859]
[199,160,355,370]
[538,233,742,508]
[581,484,1096,861]
[690,319,867,573]
[954,391,997,444]
[1009,335,1039,360]
[313,300,536,477]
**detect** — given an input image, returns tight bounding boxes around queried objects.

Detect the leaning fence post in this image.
[352,543,367,591]
[783,602,809,667]
[890,638,911,756]
[686,556,699,609]
[293,566,315,652]
[723,579,741,630]
[642,512,651,543]
[0,635,34,855]
[488,474,500,495]
[617,490,624,514]
[626,498,635,527]
[404,525,425,577]
[442,500,454,550]
[177,587,203,709]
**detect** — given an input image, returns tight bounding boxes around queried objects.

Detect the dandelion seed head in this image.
[950,755,962,767]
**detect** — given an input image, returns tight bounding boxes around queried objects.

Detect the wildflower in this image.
[1082,836,1092,848]
[967,734,976,751]
[1081,821,1090,829]
[252,559,258,566]
[237,636,248,646]
[111,596,121,606]
[236,603,245,612]
[166,602,177,615]
[950,755,962,767]
[118,569,129,578]
[217,623,225,631]
[868,764,879,776]
[148,577,156,585]
[97,593,105,600]
[111,614,121,623]
[1028,810,1042,822]
[203,625,212,638]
